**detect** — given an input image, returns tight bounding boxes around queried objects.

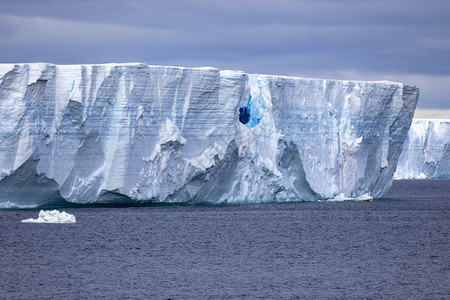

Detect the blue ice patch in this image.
[239,106,251,124]
[239,88,265,127]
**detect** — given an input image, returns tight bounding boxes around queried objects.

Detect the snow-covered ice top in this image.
[21,210,76,223]
[0,63,419,207]
[394,119,450,179]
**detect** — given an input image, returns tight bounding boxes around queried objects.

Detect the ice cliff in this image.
[0,63,419,207]
[394,119,450,179]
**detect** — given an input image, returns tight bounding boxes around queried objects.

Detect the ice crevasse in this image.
[0,63,419,207]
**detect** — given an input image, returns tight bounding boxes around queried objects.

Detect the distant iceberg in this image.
[21,210,76,223]
[0,63,419,207]
[395,119,450,179]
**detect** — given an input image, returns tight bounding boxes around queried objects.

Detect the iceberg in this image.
[21,210,76,223]
[0,63,419,207]
[394,119,450,179]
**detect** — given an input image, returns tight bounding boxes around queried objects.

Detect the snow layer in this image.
[21,210,76,223]
[0,63,419,206]
[394,119,450,179]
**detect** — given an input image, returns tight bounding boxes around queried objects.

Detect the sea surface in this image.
[1,180,449,299]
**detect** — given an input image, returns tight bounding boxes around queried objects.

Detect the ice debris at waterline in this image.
[21,210,76,223]
[326,193,373,202]
[394,119,450,179]
[0,63,419,207]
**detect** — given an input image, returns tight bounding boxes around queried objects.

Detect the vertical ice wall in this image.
[237,75,419,199]
[0,63,419,207]
[394,119,450,179]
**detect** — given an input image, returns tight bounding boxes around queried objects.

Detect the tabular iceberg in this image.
[0,63,419,207]
[394,119,450,179]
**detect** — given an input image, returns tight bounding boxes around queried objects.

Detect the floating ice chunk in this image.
[327,193,373,202]
[0,201,38,209]
[21,210,76,223]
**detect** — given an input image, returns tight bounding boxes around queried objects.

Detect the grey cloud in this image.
[0,0,449,108]
[4,0,449,28]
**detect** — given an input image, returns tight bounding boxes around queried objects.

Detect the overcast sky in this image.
[1,0,449,109]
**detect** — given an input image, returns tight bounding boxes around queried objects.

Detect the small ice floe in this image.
[21,210,76,223]
[327,193,373,202]
[0,201,37,209]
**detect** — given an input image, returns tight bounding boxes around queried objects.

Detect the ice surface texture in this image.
[0,63,419,206]
[395,119,450,179]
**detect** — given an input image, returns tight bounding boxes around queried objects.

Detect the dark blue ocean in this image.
[1,180,449,299]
